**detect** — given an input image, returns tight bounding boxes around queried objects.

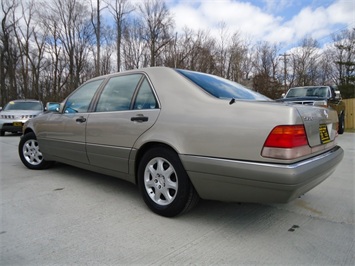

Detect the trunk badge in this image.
[303,116,313,121]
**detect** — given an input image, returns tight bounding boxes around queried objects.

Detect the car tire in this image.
[18,132,53,170]
[338,113,345,134]
[138,146,199,217]
[0,130,4,136]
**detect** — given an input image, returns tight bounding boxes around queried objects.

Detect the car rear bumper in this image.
[180,146,344,203]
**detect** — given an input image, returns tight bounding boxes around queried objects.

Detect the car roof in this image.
[290,86,329,89]
[9,99,42,102]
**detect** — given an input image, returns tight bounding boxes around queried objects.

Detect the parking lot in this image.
[1,133,354,265]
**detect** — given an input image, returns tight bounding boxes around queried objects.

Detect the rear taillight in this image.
[264,125,308,148]
[262,125,311,160]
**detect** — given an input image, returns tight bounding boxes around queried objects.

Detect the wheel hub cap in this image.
[144,157,178,206]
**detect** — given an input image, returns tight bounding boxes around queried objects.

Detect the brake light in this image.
[262,125,310,160]
[264,125,308,148]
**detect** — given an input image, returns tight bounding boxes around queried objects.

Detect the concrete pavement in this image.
[1,133,354,265]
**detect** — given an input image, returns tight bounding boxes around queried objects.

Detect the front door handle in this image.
[76,116,87,123]
[131,115,148,122]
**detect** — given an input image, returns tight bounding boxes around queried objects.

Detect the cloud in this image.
[327,0,355,25]
[170,4,208,32]
[171,0,280,40]
[286,6,330,39]
[170,0,354,48]
[261,0,294,13]
[275,0,355,46]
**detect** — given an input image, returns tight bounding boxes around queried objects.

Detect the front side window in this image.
[64,79,104,113]
[96,74,142,112]
[176,69,270,101]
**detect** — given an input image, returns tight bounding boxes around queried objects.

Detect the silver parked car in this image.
[0,99,44,136]
[18,67,344,217]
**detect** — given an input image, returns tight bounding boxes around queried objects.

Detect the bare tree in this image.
[227,34,254,86]
[122,17,147,69]
[138,0,173,66]
[1,0,353,104]
[162,27,217,72]
[90,0,102,77]
[317,51,334,85]
[105,0,134,72]
[215,22,230,77]
[47,0,94,96]
[0,0,19,105]
[38,7,67,101]
[290,37,320,86]
[329,28,355,98]
[186,29,216,73]
[252,42,282,98]
[12,0,48,100]
[331,29,355,85]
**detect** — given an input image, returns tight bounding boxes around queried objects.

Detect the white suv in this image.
[0,99,44,136]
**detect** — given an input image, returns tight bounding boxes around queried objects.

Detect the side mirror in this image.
[334,91,341,100]
[46,102,60,112]
[59,102,65,113]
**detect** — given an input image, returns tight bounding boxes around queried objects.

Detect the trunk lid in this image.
[295,105,338,147]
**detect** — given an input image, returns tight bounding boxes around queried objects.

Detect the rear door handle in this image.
[131,115,148,122]
[76,116,87,123]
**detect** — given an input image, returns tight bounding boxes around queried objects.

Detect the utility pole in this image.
[279,53,290,93]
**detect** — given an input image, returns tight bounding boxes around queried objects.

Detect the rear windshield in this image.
[4,101,43,111]
[176,69,270,101]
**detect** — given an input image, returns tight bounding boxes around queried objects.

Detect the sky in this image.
[165,0,355,51]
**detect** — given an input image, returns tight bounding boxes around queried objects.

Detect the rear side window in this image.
[133,79,158,110]
[176,69,270,101]
[96,74,142,112]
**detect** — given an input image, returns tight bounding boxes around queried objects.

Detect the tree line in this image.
[1,0,354,107]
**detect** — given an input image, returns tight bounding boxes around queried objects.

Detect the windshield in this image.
[4,101,43,111]
[286,87,329,98]
[176,69,270,101]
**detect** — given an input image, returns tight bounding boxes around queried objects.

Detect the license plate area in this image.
[319,124,330,144]
[13,122,23,127]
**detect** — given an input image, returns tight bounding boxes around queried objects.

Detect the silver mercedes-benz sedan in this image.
[18,67,344,217]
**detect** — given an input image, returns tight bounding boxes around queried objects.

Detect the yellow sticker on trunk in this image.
[319,124,331,144]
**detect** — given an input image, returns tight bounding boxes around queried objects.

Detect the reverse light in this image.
[262,125,311,160]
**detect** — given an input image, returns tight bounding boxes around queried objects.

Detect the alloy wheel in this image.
[143,157,178,206]
[22,139,44,166]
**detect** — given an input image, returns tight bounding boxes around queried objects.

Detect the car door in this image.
[38,79,104,164]
[85,74,160,174]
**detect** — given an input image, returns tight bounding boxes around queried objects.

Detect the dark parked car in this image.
[18,67,344,217]
[0,99,44,136]
[278,86,346,134]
